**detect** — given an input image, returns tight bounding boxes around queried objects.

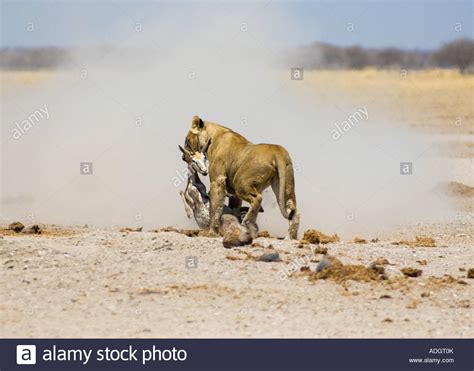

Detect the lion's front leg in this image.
[209,175,227,234]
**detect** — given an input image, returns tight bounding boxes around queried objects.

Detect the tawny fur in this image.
[184,115,300,239]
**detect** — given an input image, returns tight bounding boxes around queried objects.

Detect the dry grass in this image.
[3,68,472,134]
[303,69,474,134]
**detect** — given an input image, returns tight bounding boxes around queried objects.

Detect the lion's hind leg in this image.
[287,209,300,240]
[237,187,262,235]
[271,178,299,239]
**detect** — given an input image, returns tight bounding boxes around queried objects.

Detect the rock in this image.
[8,222,24,233]
[220,214,252,248]
[256,251,280,262]
[353,237,367,244]
[401,267,423,277]
[467,268,474,279]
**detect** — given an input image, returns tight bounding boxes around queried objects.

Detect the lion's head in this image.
[185,115,209,153]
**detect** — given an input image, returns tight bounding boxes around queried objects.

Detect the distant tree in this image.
[433,39,474,73]
[375,48,404,67]
[344,46,370,69]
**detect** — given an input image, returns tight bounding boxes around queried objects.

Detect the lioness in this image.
[184,115,300,239]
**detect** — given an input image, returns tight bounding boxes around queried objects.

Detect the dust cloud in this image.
[1,3,452,237]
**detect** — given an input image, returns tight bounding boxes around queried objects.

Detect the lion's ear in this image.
[191,115,204,130]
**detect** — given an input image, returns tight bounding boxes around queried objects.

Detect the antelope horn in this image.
[178,145,192,157]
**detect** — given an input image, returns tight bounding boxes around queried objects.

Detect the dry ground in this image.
[1,69,473,337]
[0,225,473,338]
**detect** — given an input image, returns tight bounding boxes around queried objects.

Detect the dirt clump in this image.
[24,225,42,234]
[392,236,436,247]
[8,222,24,233]
[353,237,367,244]
[368,258,392,277]
[120,227,143,232]
[426,275,467,287]
[154,227,209,237]
[256,230,272,238]
[1,224,75,237]
[312,246,328,255]
[406,301,418,309]
[310,256,383,284]
[401,268,423,277]
[370,258,391,266]
[301,229,340,245]
[440,181,474,198]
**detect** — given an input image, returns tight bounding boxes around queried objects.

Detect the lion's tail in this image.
[275,152,297,220]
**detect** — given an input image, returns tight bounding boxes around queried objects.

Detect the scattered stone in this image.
[353,237,367,244]
[421,292,430,298]
[467,268,474,279]
[380,294,392,299]
[382,318,393,323]
[256,251,281,262]
[401,268,423,278]
[458,267,466,272]
[416,260,428,266]
[300,266,310,272]
[370,238,380,243]
[301,229,339,245]
[8,222,24,233]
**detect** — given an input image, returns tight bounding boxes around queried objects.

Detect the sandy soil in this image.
[1,223,472,338]
[1,69,472,338]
